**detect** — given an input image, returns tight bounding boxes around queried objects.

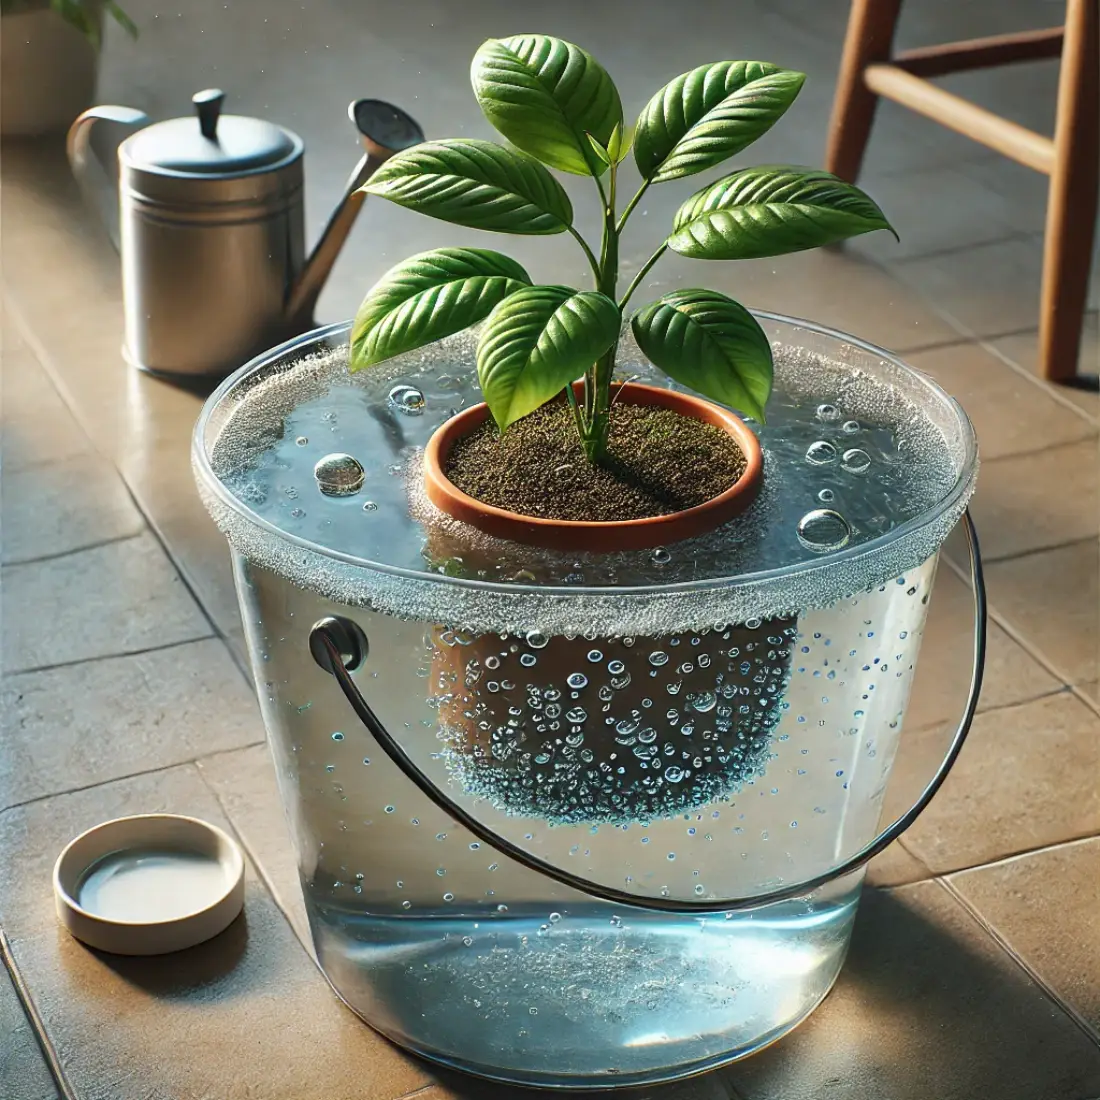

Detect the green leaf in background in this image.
[668,165,896,259]
[633,62,804,183]
[350,249,531,371]
[361,139,573,235]
[586,132,612,171]
[606,120,634,165]
[631,289,773,422]
[471,35,623,176]
[478,286,621,430]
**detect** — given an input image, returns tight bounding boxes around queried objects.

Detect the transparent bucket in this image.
[193,315,981,1089]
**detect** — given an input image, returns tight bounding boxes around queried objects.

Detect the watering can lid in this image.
[124,89,301,178]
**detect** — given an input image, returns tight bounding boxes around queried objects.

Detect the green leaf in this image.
[586,132,612,171]
[631,289,772,422]
[607,120,634,165]
[478,286,621,430]
[361,139,573,235]
[633,62,804,183]
[471,35,623,176]
[350,248,531,371]
[668,165,895,259]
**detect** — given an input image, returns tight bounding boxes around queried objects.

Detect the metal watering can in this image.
[68,90,423,380]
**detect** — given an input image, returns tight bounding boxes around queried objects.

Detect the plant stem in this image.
[567,226,602,284]
[615,178,651,234]
[618,243,668,311]
[564,379,588,441]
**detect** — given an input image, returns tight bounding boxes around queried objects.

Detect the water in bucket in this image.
[194,315,978,1088]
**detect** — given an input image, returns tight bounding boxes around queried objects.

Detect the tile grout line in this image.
[5,632,217,679]
[191,760,318,960]
[939,554,1100,722]
[946,832,1099,877]
[0,740,266,816]
[873,257,1100,429]
[3,291,255,692]
[2,530,144,568]
[1,929,79,1100]
[963,532,1099,570]
[938,876,1100,1050]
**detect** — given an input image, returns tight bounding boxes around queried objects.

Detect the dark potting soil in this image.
[444,398,747,523]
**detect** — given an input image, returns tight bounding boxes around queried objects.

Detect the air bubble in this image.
[805,440,838,465]
[586,649,603,663]
[797,509,851,552]
[648,651,669,667]
[816,403,840,422]
[567,672,589,689]
[607,660,625,675]
[362,501,378,511]
[842,419,860,433]
[841,448,871,474]
[388,384,426,414]
[526,631,549,649]
[651,547,671,564]
[295,436,308,446]
[818,488,835,503]
[313,453,365,496]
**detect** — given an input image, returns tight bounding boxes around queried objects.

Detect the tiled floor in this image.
[1,0,1098,1097]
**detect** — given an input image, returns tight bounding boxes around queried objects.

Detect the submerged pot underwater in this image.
[193,315,983,1089]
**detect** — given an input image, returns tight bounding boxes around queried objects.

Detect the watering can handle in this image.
[312,510,986,915]
[67,105,149,251]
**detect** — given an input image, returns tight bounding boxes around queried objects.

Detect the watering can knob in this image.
[310,617,369,675]
[193,88,226,140]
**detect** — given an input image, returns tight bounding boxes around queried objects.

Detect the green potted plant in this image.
[349,34,896,820]
[1,0,136,136]
[352,34,894,552]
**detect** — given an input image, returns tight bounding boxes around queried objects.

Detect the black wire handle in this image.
[311,510,986,914]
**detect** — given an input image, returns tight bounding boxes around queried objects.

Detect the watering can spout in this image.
[284,98,425,330]
[67,104,150,250]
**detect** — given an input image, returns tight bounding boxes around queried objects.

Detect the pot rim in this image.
[192,311,978,599]
[422,381,764,552]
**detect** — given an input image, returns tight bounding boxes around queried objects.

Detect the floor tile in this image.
[407,1071,731,1100]
[1,638,261,810]
[2,452,145,565]
[2,531,212,673]
[978,539,1099,686]
[657,245,959,355]
[887,693,1100,874]
[0,957,59,1100]
[850,165,1028,263]
[119,435,248,658]
[864,840,930,888]
[951,837,1100,1036]
[991,315,1100,417]
[969,440,1099,562]
[956,157,1055,238]
[0,765,430,1100]
[905,565,1060,733]
[197,743,310,950]
[724,880,1100,1100]
[1,334,90,475]
[905,341,1096,461]
[892,236,1052,339]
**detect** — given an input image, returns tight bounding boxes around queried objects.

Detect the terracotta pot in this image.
[423,381,763,552]
[1,6,101,137]
[432,618,797,825]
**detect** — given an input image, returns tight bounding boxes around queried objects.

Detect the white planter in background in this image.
[1,5,101,136]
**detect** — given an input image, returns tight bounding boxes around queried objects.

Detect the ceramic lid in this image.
[53,814,246,956]
[124,89,301,178]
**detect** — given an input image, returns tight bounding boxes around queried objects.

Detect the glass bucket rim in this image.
[191,311,978,601]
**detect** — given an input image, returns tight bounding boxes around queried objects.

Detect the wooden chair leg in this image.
[825,0,904,183]
[1039,0,1099,384]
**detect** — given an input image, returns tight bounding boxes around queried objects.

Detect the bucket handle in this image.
[311,510,986,914]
